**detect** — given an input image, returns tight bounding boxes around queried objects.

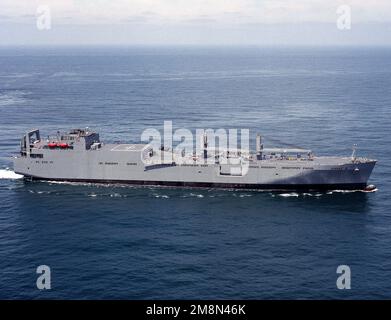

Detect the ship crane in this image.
[351,144,358,160]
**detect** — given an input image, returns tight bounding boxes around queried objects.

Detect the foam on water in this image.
[279,192,299,197]
[0,169,23,180]
[153,194,169,199]
[0,90,29,106]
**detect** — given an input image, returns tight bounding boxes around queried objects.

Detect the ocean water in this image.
[0,46,390,299]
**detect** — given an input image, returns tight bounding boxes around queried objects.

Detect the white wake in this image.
[0,169,23,179]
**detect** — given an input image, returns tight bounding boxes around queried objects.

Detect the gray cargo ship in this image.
[13,128,376,191]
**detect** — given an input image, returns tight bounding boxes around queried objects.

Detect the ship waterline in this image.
[13,128,376,191]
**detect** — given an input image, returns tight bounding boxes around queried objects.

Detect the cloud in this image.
[1,0,391,45]
[0,0,391,25]
[122,15,150,24]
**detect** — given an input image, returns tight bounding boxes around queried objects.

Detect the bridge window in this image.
[30,153,43,158]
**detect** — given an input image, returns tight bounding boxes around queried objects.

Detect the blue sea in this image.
[0,46,390,299]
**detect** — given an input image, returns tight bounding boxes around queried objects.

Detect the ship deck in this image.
[106,144,148,152]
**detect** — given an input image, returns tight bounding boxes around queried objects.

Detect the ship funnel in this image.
[256,134,263,160]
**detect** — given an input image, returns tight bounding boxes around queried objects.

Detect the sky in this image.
[0,0,391,46]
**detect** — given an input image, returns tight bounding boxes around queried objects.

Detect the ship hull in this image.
[22,175,368,191]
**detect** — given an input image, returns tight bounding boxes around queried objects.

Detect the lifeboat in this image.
[58,143,69,149]
[48,142,57,148]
